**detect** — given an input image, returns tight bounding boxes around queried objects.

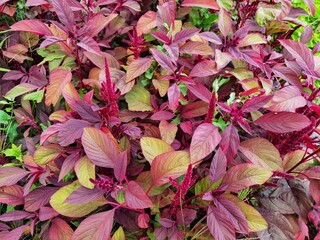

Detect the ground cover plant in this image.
[0,0,320,239]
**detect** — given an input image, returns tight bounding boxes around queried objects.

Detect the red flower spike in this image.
[100,58,119,122]
[204,92,217,124]
[171,164,193,207]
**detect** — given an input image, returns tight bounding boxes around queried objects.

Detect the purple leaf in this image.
[77,36,102,55]
[164,43,179,62]
[52,0,75,28]
[0,185,24,206]
[150,48,176,73]
[190,123,221,164]
[78,13,117,38]
[272,65,302,90]
[65,186,103,204]
[189,60,218,77]
[214,198,249,234]
[71,209,115,240]
[176,208,197,226]
[268,86,307,112]
[3,225,28,240]
[254,112,311,133]
[125,181,153,209]
[279,39,314,70]
[57,119,92,146]
[25,0,49,7]
[303,69,320,79]
[114,151,128,182]
[150,111,175,121]
[24,187,58,211]
[151,32,171,45]
[73,101,101,123]
[167,84,180,112]
[220,125,240,164]
[40,36,64,48]
[207,205,236,240]
[300,25,313,44]
[58,152,81,181]
[81,127,119,168]
[39,207,59,221]
[198,32,222,45]
[0,167,29,187]
[49,218,74,240]
[209,148,227,184]
[0,211,34,222]
[40,123,62,145]
[2,70,25,80]
[242,95,273,113]
[181,0,220,10]
[174,28,200,44]
[10,20,52,35]
[186,81,211,103]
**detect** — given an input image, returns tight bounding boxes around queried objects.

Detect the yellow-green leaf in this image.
[222,194,268,231]
[125,86,153,111]
[222,163,272,192]
[50,181,105,218]
[111,227,125,240]
[283,150,309,172]
[151,151,190,186]
[238,33,266,48]
[75,156,95,189]
[4,83,38,101]
[140,137,174,164]
[239,138,282,171]
[34,144,64,165]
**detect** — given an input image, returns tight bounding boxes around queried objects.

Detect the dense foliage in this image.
[0,0,320,239]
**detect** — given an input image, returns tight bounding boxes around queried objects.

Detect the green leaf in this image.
[34,144,64,165]
[2,144,23,161]
[23,90,44,103]
[125,85,153,111]
[140,137,173,164]
[0,68,10,72]
[38,49,66,66]
[74,156,95,189]
[0,110,12,125]
[4,83,38,101]
[50,181,105,217]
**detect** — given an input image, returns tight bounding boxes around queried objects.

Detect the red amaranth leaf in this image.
[126,58,153,82]
[51,0,75,28]
[10,20,52,35]
[136,11,157,36]
[181,0,220,10]
[279,39,314,70]
[0,167,29,187]
[49,218,74,240]
[254,112,311,133]
[209,148,227,184]
[190,123,221,164]
[125,181,152,209]
[81,127,119,168]
[150,48,176,73]
[0,185,24,206]
[207,205,236,240]
[71,209,115,240]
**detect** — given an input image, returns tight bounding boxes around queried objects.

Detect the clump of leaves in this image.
[0,0,319,239]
